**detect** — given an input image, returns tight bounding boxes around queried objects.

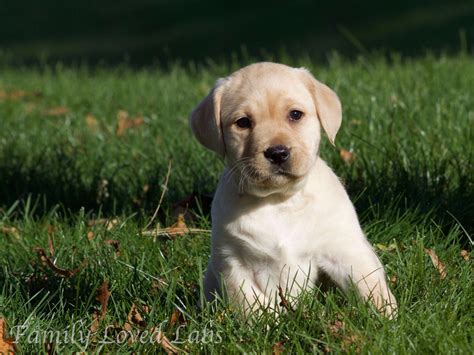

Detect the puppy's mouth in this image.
[234,163,304,189]
[273,167,300,178]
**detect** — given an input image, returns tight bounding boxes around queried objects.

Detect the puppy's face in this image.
[191,63,342,196]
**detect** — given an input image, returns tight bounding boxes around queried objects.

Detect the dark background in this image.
[1,0,473,66]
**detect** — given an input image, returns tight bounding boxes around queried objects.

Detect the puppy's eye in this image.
[289,110,303,121]
[235,117,252,129]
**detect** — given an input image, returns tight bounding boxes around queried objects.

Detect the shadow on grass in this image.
[0,151,472,244]
[1,0,473,67]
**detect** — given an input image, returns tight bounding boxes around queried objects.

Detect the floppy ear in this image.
[299,68,342,145]
[189,79,227,158]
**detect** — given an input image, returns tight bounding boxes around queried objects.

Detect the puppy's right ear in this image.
[189,79,227,158]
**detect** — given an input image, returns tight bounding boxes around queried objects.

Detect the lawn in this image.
[0,53,473,353]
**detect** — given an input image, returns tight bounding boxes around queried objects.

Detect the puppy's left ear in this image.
[189,79,227,158]
[299,68,342,145]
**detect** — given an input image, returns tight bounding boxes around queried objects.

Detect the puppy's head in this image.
[190,62,342,196]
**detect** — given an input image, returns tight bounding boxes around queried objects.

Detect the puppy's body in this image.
[191,62,396,316]
[206,158,392,312]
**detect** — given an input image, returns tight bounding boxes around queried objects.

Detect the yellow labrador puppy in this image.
[190,62,397,317]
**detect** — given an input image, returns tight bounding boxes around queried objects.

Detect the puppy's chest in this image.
[225,199,317,260]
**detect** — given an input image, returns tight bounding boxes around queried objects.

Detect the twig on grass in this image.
[143,160,172,231]
[141,228,211,238]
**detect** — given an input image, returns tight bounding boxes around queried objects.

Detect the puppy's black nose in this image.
[264,145,290,165]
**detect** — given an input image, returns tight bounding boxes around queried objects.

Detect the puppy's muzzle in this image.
[264,145,290,165]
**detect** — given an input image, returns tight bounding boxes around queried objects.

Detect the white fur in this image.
[191,62,397,317]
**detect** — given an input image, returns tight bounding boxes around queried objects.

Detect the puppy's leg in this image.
[212,258,272,316]
[320,240,397,318]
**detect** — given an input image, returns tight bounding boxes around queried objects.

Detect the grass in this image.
[0,52,473,353]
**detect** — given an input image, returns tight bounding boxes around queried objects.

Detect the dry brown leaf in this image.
[44,340,55,355]
[340,149,356,165]
[272,339,288,355]
[34,248,80,278]
[87,231,94,241]
[460,250,470,261]
[169,309,180,328]
[46,224,56,236]
[169,308,186,328]
[124,303,148,331]
[0,318,16,354]
[1,226,20,239]
[105,239,120,256]
[424,248,447,279]
[44,106,69,116]
[329,320,345,334]
[328,320,362,353]
[85,114,99,132]
[143,214,204,239]
[277,285,294,312]
[390,274,397,286]
[0,89,41,101]
[96,281,111,321]
[48,235,55,257]
[90,313,100,334]
[116,110,145,136]
[153,330,181,354]
[167,214,188,236]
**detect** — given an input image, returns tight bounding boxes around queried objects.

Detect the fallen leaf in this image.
[48,235,55,257]
[90,313,100,334]
[46,224,56,236]
[328,320,362,353]
[169,309,186,328]
[116,110,145,136]
[1,226,20,239]
[105,239,120,256]
[124,303,148,331]
[424,248,447,279]
[44,106,69,116]
[340,149,355,165]
[0,318,16,354]
[460,250,470,261]
[329,320,345,334]
[0,89,41,101]
[153,329,181,354]
[167,214,187,236]
[87,231,94,241]
[277,285,294,312]
[272,339,288,355]
[90,281,111,334]
[142,214,209,239]
[375,243,397,252]
[33,248,80,278]
[44,340,55,355]
[390,274,397,286]
[85,114,99,132]
[96,281,111,320]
